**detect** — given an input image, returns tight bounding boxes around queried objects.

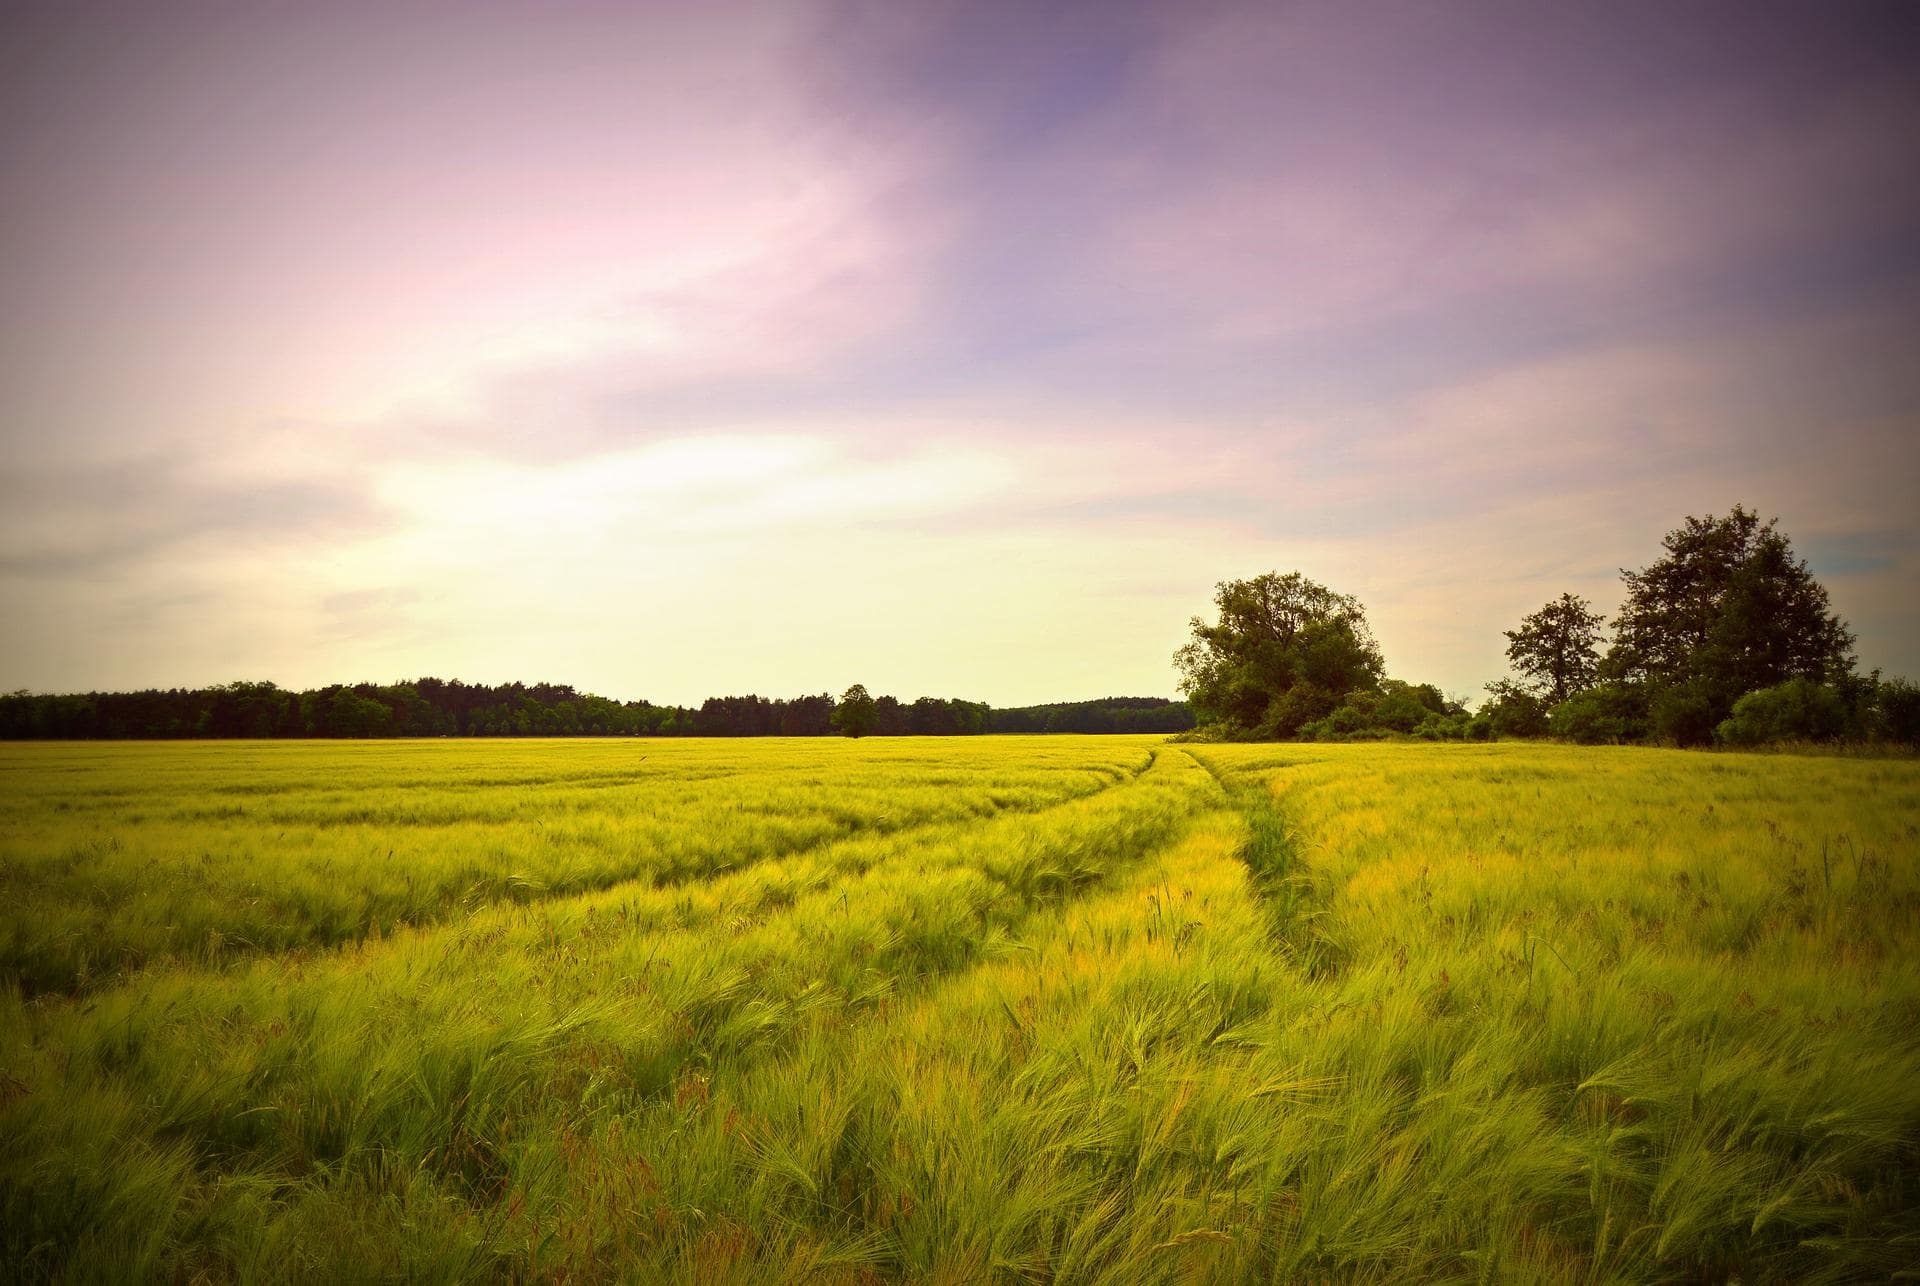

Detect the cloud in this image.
[319,587,425,643]
[1090,7,1920,382]
[1,1,1916,700]
[0,456,391,580]
[0,0,949,462]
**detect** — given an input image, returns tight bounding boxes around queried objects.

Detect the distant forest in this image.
[13,506,1909,749]
[0,681,1195,740]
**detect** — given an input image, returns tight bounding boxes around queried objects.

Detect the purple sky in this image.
[3,0,1917,705]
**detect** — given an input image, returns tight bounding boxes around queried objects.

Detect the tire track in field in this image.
[8,750,1212,1223]
[1187,748,1348,978]
[451,746,1190,1052]
[5,750,1159,999]
[370,745,1161,936]
[567,749,1217,1104]
[399,745,1153,923]
[710,749,1222,1050]
[503,765,1245,1278]
[359,748,1216,1248]
[682,806,1272,1281]
[12,749,1167,1004]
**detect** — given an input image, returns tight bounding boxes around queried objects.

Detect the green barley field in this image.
[2,737,1917,1283]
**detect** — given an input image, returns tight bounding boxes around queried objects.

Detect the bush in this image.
[1373,692,1427,733]
[1256,683,1339,740]
[1548,683,1649,744]
[1716,679,1850,746]
[1650,681,1719,747]
[1316,702,1376,737]
[1297,682,1467,741]
[1480,679,1549,738]
[1412,712,1470,741]
[1877,678,1920,746]
[1298,720,1389,743]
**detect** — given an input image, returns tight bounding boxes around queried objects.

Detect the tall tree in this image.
[1504,593,1605,704]
[1174,571,1384,739]
[1605,505,1854,710]
[832,684,876,738]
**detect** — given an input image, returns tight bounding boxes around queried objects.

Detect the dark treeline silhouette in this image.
[988,697,1195,735]
[688,693,992,737]
[0,679,1190,740]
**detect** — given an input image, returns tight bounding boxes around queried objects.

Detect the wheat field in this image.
[2,737,1916,1282]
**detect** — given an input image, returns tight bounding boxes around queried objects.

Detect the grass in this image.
[0,738,1148,994]
[1,736,1915,1281]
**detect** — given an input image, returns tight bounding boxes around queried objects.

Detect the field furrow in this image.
[529,806,1273,1281]
[0,738,1156,995]
[0,746,1217,1282]
[2,738,1916,1283]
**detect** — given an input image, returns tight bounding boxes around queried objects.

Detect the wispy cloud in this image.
[2,0,1915,700]
[0,457,391,580]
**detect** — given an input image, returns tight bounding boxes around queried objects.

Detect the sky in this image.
[2,0,1917,707]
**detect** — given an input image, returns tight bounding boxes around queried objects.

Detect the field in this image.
[2,738,1917,1283]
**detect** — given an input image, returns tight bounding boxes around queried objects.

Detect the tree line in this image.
[10,504,1906,749]
[989,696,1197,735]
[1175,505,1918,748]
[0,678,1193,740]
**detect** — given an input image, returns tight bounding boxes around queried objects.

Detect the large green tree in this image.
[832,684,876,738]
[1604,506,1855,713]
[1174,571,1384,739]
[1504,593,1605,704]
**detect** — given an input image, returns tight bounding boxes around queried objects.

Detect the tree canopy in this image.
[988,697,1194,735]
[1604,505,1855,714]
[832,684,877,738]
[1480,505,1901,747]
[1174,571,1385,739]
[1504,593,1606,704]
[0,680,1179,740]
